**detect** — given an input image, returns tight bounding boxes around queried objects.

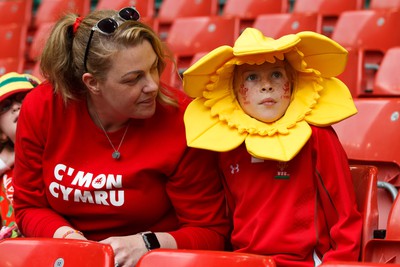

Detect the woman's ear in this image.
[82,73,101,95]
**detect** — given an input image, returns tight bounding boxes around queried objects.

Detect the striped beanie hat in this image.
[0,72,40,103]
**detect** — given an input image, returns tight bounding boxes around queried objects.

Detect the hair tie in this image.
[73,17,83,34]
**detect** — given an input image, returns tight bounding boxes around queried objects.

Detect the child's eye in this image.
[271,71,283,79]
[245,74,258,81]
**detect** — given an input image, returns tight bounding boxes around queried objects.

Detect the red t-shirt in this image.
[13,82,229,249]
[219,126,362,266]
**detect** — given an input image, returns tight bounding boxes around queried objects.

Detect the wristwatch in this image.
[141,231,160,251]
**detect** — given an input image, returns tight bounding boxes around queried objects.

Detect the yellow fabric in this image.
[183,28,357,162]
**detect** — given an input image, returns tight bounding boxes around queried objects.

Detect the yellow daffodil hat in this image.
[183,28,357,162]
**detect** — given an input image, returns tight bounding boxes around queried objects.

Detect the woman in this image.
[13,7,229,267]
[182,28,362,266]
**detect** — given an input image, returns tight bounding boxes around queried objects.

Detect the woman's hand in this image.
[100,234,148,267]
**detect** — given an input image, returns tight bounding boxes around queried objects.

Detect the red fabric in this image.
[1,169,15,227]
[13,82,229,250]
[219,126,362,266]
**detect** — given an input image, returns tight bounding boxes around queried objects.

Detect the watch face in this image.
[142,232,161,250]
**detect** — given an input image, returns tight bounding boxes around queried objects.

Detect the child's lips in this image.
[259,98,276,105]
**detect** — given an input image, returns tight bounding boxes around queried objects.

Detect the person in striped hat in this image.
[0,72,40,239]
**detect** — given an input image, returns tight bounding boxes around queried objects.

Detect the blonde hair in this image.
[40,9,177,106]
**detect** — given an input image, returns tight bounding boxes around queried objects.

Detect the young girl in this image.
[182,28,362,266]
[0,72,40,239]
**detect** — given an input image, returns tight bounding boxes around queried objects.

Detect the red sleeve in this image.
[13,84,71,237]
[166,147,230,250]
[312,126,362,262]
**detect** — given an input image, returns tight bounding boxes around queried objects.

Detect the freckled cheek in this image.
[238,84,251,105]
[280,81,291,100]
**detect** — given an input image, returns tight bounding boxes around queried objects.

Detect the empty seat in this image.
[33,0,91,29]
[320,261,400,266]
[0,58,23,75]
[155,0,219,40]
[373,47,400,96]
[292,0,363,37]
[252,13,319,39]
[0,23,28,73]
[222,0,288,32]
[27,22,55,63]
[350,165,379,260]
[136,249,276,267]
[95,0,155,19]
[0,0,33,25]
[333,98,400,233]
[332,9,400,97]
[0,238,115,266]
[166,15,239,83]
[369,0,400,10]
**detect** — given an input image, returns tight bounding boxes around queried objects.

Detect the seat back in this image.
[166,16,239,75]
[95,0,155,19]
[253,13,318,39]
[332,9,400,96]
[386,194,400,239]
[373,47,400,96]
[222,0,288,32]
[369,0,400,10]
[350,165,379,259]
[0,23,28,73]
[320,261,400,266]
[33,0,91,29]
[0,238,115,266]
[156,0,219,40]
[136,249,276,267]
[292,0,363,37]
[0,0,33,25]
[363,239,400,263]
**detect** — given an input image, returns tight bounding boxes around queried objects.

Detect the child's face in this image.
[233,60,292,123]
[0,92,27,143]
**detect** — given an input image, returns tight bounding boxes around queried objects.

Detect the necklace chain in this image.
[92,108,130,160]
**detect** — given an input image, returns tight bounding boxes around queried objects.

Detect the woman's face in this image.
[233,60,292,123]
[97,40,160,120]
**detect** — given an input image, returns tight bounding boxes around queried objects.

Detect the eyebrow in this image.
[121,57,158,79]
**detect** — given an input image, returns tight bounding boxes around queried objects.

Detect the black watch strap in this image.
[141,231,160,251]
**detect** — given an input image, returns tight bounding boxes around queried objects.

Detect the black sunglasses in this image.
[83,7,141,72]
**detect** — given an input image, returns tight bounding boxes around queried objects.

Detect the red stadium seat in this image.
[136,249,276,267]
[0,58,24,75]
[155,0,219,40]
[292,0,363,37]
[320,261,400,266]
[334,98,400,235]
[0,23,28,73]
[95,0,155,19]
[0,0,33,25]
[222,0,289,33]
[350,165,379,260]
[0,238,115,266]
[33,0,91,29]
[369,0,400,10]
[166,15,239,80]
[252,13,319,39]
[27,22,55,63]
[373,47,400,96]
[332,9,400,97]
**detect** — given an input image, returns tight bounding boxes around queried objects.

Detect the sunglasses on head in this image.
[0,92,28,115]
[83,7,141,72]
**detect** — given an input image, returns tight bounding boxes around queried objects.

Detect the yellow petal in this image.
[184,98,247,151]
[245,121,312,161]
[306,78,357,126]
